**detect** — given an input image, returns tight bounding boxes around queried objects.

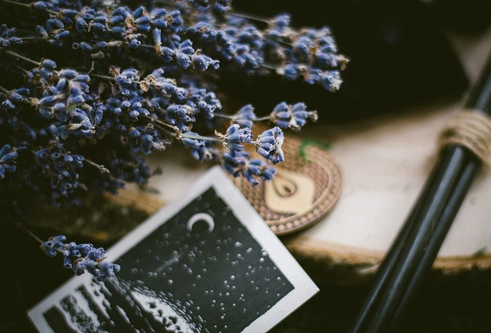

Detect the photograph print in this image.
[28,167,318,333]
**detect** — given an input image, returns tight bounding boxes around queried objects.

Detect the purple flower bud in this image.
[46,19,64,33]
[321,70,342,92]
[75,18,88,33]
[0,151,18,164]
[255,127,284,165]
[55,30,70,40]
[87,247,106,261]
[153,19,168,29]
[0,145,18,178]
[281,64,299,81]
[222,124,253,151]
[233,105,256,128]
[271,14,291,28]
[98,261,120,281]
[32,1,50,10]
[128,38,141,49]
[176,52,192,69]
[192,54,211,71]
[182,132,206,149]
[59,69,78,79]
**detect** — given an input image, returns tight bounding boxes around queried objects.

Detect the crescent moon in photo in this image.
[187,213,215,233]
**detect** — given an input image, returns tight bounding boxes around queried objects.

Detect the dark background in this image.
[222,0,489,122]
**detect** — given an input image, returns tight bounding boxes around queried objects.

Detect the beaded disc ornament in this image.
[232,133,342,235]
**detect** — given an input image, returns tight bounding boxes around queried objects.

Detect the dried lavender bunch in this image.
[0,0,346,88]
[0,0,345,275]
[184,11,348,91]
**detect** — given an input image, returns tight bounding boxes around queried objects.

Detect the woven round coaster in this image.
[232,134,343,235]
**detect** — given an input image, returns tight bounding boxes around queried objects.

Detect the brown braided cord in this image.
[440,110,491,165]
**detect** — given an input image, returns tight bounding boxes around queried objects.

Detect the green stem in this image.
[261,63,279,71]
[213,113,235,120]
[151,121,224,143]
[91,73,116,81]
[142,115,178,131]
[181,132,224,142]
[13,64,29,74]
[0,85,9,94]
[168,127,257,145]
[0,0,58,15]
[225,11,270,24]
[18,37,44,40]
[85,159,110,173]
[5,50,41,66]
[154,0,270,24]
[0,0,29,8]
[18,224,66,255]
[22,226,44,245]
[214,113,270,122]
[91,73,148,86]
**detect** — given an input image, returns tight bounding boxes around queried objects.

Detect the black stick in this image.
[350,52,491,333]
[364,146,468,333]
[350,144,470,333]
[349,169,437,333]
[388,158,479,332]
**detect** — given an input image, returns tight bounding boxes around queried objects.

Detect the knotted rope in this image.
[440,110,491,165]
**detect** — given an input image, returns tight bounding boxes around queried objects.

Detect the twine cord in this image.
[440,110,491,165]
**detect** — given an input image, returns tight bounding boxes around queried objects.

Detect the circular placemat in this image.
[233,134,343,235]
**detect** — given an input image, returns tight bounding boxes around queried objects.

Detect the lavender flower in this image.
[322,70,343,92]
[216,124,253,151]
[181,0,231,12]
[246,159,276,182]
[232,104,256,128]
[181,131,206,149]
[185,12,347,90]
[270,102,318,131]
[41,235,119,281]
[0,24,23,48]
[40,235,66,257]
[192,142,214,162]
[0,144,17,178]
[255,127,285,165]
[222,149,276,186]
[129,124,167,155]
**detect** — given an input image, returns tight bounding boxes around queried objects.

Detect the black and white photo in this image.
[29,167,318,333]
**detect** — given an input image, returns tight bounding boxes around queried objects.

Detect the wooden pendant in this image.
[232,134,343,235]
